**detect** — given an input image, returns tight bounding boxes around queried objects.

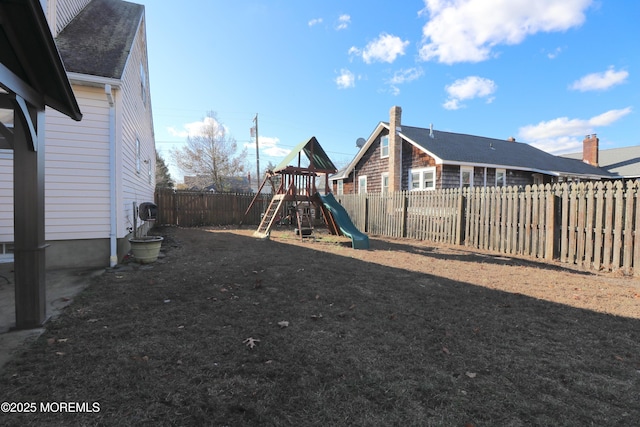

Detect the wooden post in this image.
[544,184,555,260]
[633,181,640,277]
[13,107,47,329]
[456,187,465,246]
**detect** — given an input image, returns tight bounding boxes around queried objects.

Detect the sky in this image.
[136,0,638,184]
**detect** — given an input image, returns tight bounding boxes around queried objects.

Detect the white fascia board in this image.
[67,72,122,89]
[403,136,444,164]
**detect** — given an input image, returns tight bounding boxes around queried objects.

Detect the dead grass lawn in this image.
[0,225,639,426]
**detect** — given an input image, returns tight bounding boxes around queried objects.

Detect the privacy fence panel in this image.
[337,194,367,232]
[336,180,639,275]
[366,192,406,238]
[154,189,270,227]
[557,181,639,275]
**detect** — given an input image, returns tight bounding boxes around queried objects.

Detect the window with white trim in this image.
[381,173,389,194]
[358,175,367,194]
[380,136,389,158]
[461,166,473,188]
[496,169,506,187]
[408,167,436,191]
[337,180,343,195]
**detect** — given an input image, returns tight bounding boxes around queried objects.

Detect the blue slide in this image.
[318,193,369,249]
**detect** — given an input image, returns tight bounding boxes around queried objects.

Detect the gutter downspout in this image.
[106,84,117,267]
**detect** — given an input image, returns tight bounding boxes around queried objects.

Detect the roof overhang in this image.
[331,122,389,181]
[0,0,82,121]
[67,72,122,89]
[274,136,337,174]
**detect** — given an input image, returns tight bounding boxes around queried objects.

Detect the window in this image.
[358,175,367,194]
[381,173,389,194]
[408,167,436,191]
[337,180,344,195]
[461,166,473,188]
[135,138,141,173]
[423,169,435,189]
[496,169,506,187]
[380,135,389,158]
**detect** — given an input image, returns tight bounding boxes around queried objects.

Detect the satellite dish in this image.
[356,137,366,148]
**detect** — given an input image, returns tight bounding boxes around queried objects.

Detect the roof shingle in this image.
[55,0,144,79]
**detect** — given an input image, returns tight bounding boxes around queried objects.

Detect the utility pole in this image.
[252,113,259,190]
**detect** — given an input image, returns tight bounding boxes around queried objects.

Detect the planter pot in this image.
[129,236,164,264]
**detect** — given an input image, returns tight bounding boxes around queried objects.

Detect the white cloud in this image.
[308,18,322,27]
[167,116,227,139]
[354,33,409,64]
[418,0,592,64]
[335,69,356,89]
[569,67,629,91]
[389,67,424,85]
[386,68,424,96]
[244,136,290,158]
[546,46,564,59]
[443,76,497,110]
[335,14,350,30]
[518,107,632,153]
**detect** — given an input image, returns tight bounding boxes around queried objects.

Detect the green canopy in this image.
[274,136,337,174]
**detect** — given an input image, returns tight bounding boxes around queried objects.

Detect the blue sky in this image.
[138,0,637,183]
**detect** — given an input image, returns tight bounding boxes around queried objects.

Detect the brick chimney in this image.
[582,134,599,166]
[388,106,402,192]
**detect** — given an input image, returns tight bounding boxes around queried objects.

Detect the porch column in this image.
[13,106,47,329]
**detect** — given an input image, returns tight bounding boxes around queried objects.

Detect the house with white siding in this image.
[0,0,156,268]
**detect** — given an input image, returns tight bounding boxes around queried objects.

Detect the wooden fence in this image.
[337,180,640,276]
[155,182,640,275]
[154,189,271,227]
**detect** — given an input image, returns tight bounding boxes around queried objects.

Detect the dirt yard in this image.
[0,225,638,426]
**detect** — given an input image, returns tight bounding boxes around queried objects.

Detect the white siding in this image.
[118,15,156,237]
[0,87,112,242]
[0,152,13,242]
[44,0,92,37]
[45,86,111,241]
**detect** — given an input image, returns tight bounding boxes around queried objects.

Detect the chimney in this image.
[388,106,402,192]
[582,134,599,166]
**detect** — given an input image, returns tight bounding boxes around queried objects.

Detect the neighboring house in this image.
[561,144,640,180]
[331,106,616,195]
[0,0,156,268]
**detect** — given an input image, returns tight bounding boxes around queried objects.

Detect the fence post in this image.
[634,181,640,277]
[456,187,465,246]
[544,184,555,260]
[401,191,408,238]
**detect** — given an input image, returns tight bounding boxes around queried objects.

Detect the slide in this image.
[318,192,369,249]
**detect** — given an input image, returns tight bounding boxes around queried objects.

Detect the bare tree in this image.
[171,112,247,191]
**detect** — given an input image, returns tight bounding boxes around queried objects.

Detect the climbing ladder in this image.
[253,194,286,238]
[295,203,315,240]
